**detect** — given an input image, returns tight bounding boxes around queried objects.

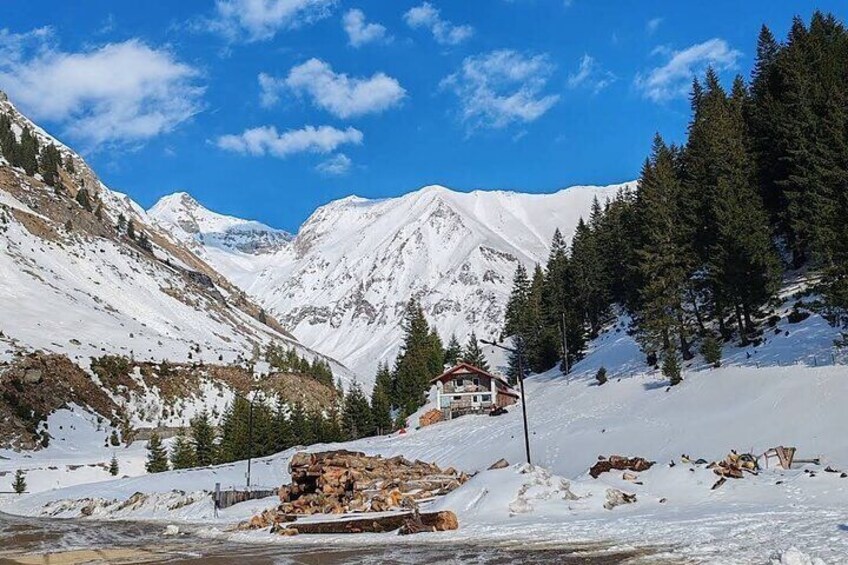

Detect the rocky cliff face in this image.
[151,182,634,384]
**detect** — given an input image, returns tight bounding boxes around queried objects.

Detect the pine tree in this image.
[750,24,788,234]
[707,75,780,341]
[323,401,346,443]
[426,328,445,378]
[75,188,92,212]
[460,331,489,371]
[520,264,556,372]
[17,128,38,176]
[443,333,462,366]
[169,428,197,469]
[503,264,530,338]
[40,143,63,187]
[370,362,393,434]
[662,347,682,386]
[109,454,120,476]
[342,382,374,440]
[393,299,437,416]
[701,335,722,368]
[288,401,311,446]
[127,218,136,240]
[634,135,694,360]
[189,410,216,467]
[570,218,610,337]
[12,469,26,494]
[271,398,295,453]
[145,433,169,473]
[541,228,585,373]
[0,115,17,163]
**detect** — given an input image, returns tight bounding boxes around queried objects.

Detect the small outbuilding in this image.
[431,363,518,421]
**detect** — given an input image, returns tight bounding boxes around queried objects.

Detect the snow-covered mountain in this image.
[0,92,355,446]
[149,192,292,255]
[150,182,634,382]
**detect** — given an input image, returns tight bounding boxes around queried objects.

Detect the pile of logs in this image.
[277,450,470,515]
[240,450,468,535]
[590,455,655,479]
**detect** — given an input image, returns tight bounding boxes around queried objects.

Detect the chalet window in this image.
[472,377,479,386]
[473,395,479,403]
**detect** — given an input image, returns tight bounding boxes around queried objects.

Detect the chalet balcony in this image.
[442,383,489,394]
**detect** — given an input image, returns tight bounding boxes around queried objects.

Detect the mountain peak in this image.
[149,191,292,255]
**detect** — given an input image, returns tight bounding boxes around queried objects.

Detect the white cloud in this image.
[567,54,616,93]
[440,49,559,130]
[0,28,203,149]
[635,38,741,102]
[262,58,405,118]
[315,153,352,175]
[216,125,362,158]
[258,72,283,107]
[204,0,337,42]
[646,17,663,34]
[343,9,388,47]
[404,2,473,46]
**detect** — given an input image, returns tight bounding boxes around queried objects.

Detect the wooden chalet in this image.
[430,363,519,420]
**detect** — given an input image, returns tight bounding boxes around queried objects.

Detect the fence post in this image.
[214,482,220,518]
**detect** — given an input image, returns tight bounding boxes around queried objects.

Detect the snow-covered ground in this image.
[0,406,148,494]
[3,311,847,563]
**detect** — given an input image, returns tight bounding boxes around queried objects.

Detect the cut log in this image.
[284,511,459,535]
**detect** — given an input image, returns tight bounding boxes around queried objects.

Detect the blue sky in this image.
[0,1,843,232]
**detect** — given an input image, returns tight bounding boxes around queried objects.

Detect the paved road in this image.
[0,511,660,564]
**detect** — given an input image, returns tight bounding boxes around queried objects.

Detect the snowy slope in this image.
[150,182,634,382]
[0,94,356,428]
[5,312,848,563]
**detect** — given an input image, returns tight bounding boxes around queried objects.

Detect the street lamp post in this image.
[481,338,531,466]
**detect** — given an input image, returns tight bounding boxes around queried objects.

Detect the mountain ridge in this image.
[150,180,636,383]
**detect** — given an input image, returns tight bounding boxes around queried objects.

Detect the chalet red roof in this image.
[430,362,515,391]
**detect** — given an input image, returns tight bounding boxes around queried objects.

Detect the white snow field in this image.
[0,406,149,494]
[3,311,847,564]
[149,183,634,383]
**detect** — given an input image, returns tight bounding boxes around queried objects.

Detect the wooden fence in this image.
[213,484,277,511]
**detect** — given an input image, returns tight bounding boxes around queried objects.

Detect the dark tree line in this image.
[503,12,848,382]
[0,115,67,187]
[146,392,365,472]
[264,343,335,388]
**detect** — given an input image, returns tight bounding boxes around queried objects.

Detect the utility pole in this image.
[235,388,261,489]
[246,394,254,488]
[560,312,569,376]
[481,338,531,465]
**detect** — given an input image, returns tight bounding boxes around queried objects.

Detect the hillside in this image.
[150,182,634,382]
[0,93,354,448]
